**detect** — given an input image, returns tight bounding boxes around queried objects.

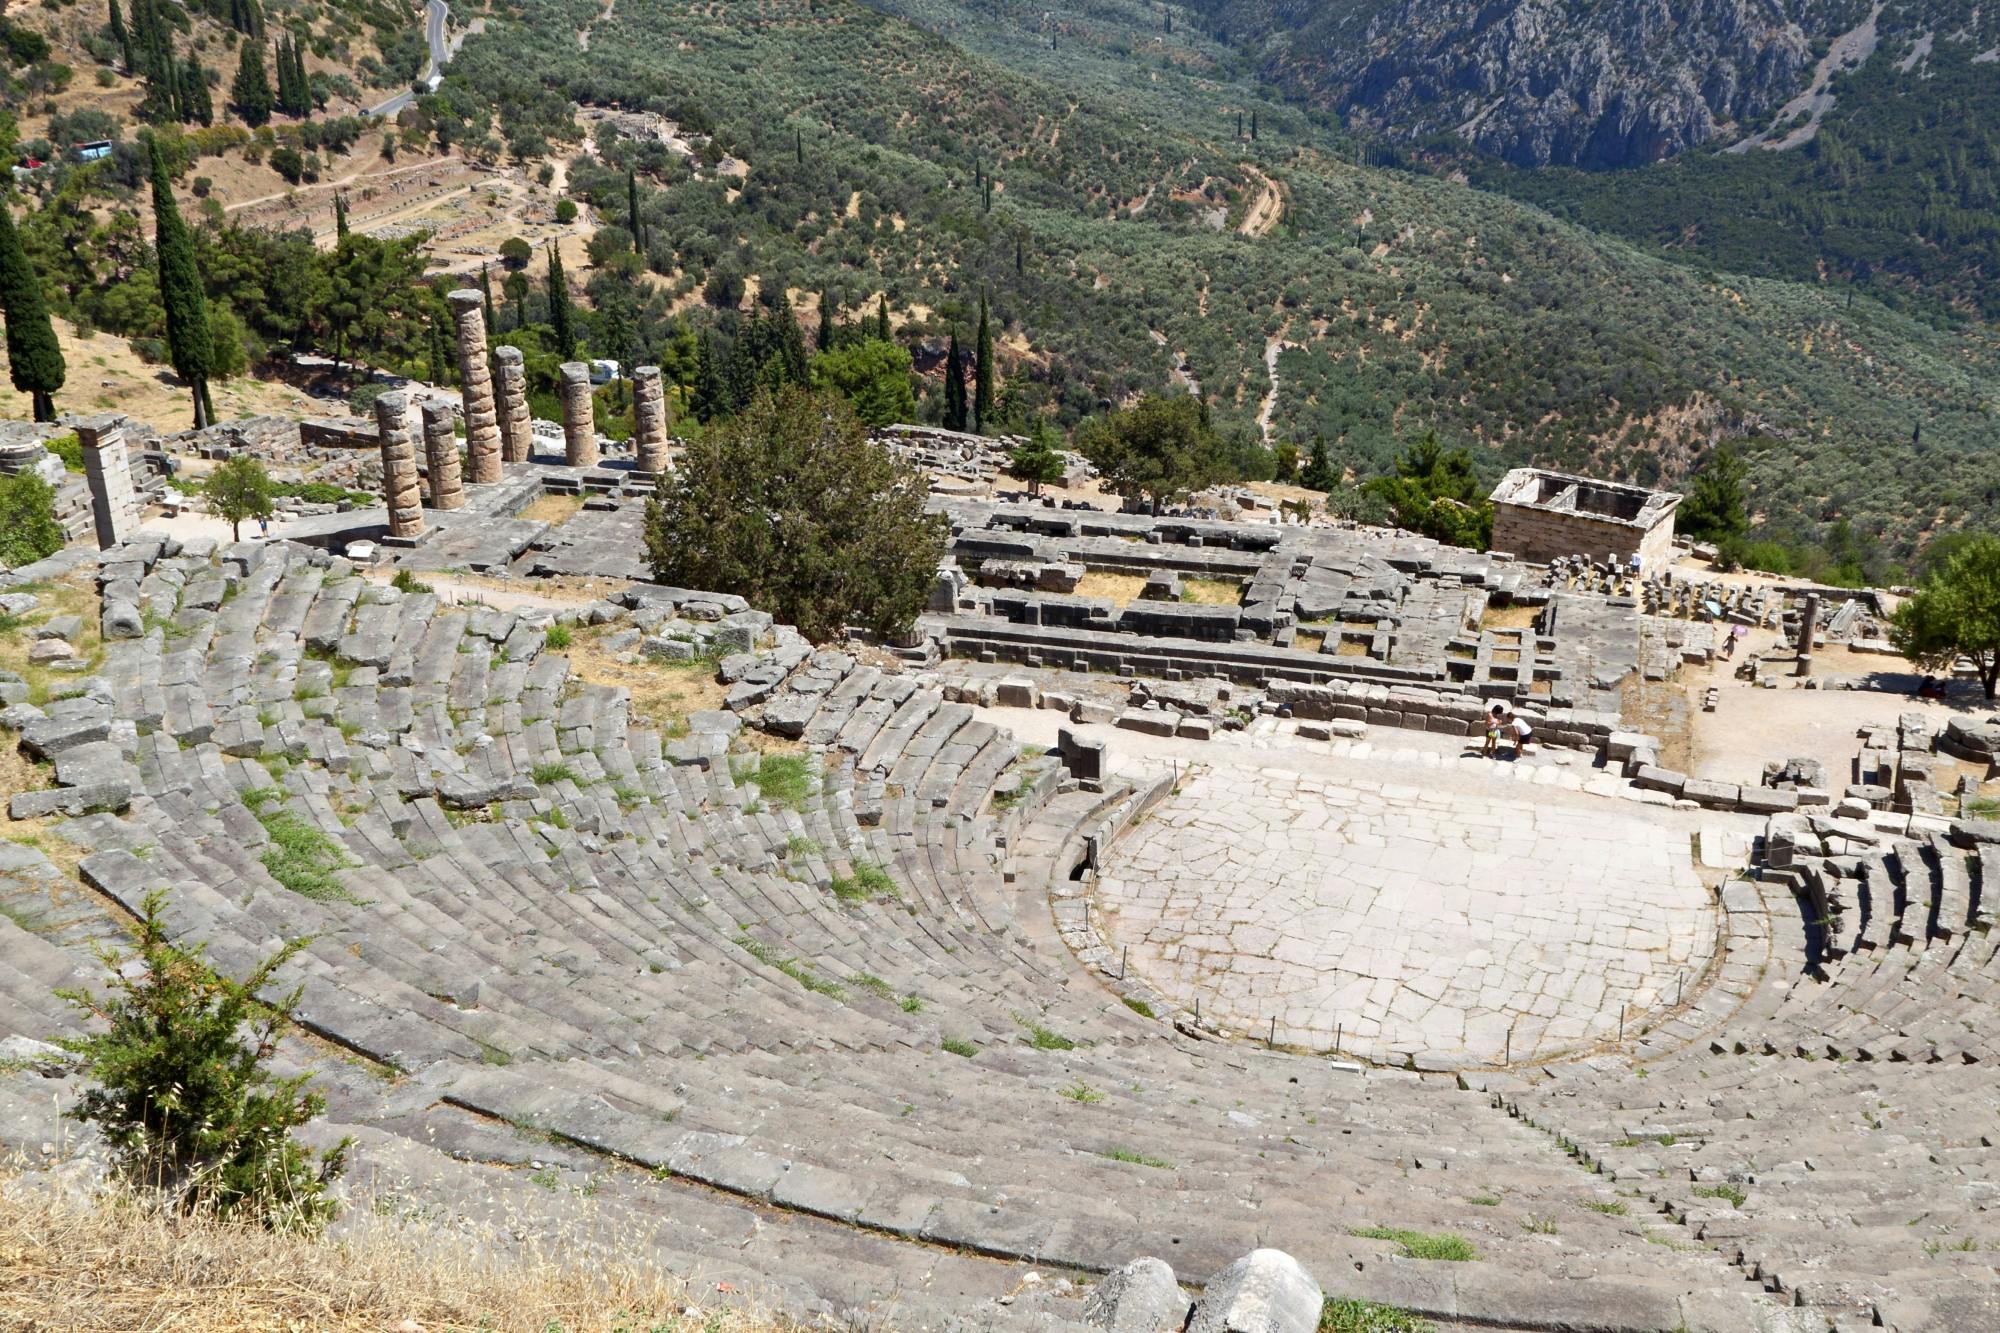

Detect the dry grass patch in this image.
[1335,637,1373,658]
[564,629,730,736]
[0,1170,797,1333]
[1294,631,1325,654]
[1074,571,1148,606]
[518,493,587,526]
[1479,603,1541,632]
[0,578,108,707]
[1180,578,1242,606]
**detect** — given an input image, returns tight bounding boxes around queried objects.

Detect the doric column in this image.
[374,392,425,539]
[559,361,598,468]
[74,414,138,551]
[421,400,464,511]
[494,345,532,464]
[632,365,669,475]
[449,289,502,485]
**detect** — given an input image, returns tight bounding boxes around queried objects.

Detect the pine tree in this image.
[0,204,66,422]
[972,290,993,433]
[875,293,891,342]
[1299,433,1337,492]
[231,40,272,127]
[150,137,215,428]
[546,242,575,359]
[627,170,641,252]
[943,331,967,432]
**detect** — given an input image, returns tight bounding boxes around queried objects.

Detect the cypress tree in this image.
[972,290,993,433]
[108,0,134,72]
[0,204,66,423]
[182,58,212,127]
[943,332,967,432]
[794,127,802,165]
[875,292,890,342]
[479,264,494,331]
[427,315,449,386]
[627,170,640,251]
[1236,110,1243,138]
[1015,234,1024,275]
[546,242,575,359]
[149,137,214,429]
[231,40,272,127]
[816,288,834,352]
[1250,110,1258,141]
[690,330,724,423]
[333,192,348,238]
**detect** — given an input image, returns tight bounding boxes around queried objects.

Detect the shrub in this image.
[735,752,813,809]
[56,891,350,1231]
[0,472,65,567]
[543,623,572,650]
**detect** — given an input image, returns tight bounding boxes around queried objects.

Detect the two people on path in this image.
[1481,703,1532,759]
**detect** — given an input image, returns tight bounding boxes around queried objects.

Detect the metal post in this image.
[1619,1006,1625,1044]
[1505,1028,1512,1065]
[1268,1016,1276,1048]
[1677,969,1685,1007]
[1120,945,1128,979]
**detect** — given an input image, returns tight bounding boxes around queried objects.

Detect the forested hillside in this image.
[5,0,1997,562]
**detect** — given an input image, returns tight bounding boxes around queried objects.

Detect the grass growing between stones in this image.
[737,753,814,810]
[543,623,573,651]
[1320,1298,1435,1332]
[0,1166,796,1332]
[1180,578,1243,606]
[1346,1227,1478,1262]
[530,761,578,786]
[829,861,896,903]
[1013,1013,1076,1050]
[738,935,845,1000]
[1581,1199,1628,1216]
[1100,1148,1172,1169]
[1121,996,1155,1018]
[940,1036,977,1057]
[240,787,359,904]
[0,577,106,707]
[1691,1183,1747,1208]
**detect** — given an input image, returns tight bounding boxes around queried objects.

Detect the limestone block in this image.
[994,676,1040,708]
[1188,1249,1321,1333]
[1082,1257,1188,1333]
[449,289,502,484]
[76,414,138,551]
[560,361,598,467]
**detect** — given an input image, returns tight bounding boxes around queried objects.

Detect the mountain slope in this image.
[429,0,2000,549]
[1185,0,1879,169]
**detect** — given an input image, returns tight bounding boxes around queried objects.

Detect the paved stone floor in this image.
[1094,756,1718,1069]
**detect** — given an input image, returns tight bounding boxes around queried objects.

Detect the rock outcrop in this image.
[1192,0,1872,167]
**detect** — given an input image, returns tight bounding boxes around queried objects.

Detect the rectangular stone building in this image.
[1489,468,1681,572]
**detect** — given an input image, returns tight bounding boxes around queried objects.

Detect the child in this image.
[1482,703,1505,757]
[1505,708,1532,757]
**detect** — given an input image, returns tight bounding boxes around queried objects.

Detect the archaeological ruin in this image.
[0,387,1996,1333]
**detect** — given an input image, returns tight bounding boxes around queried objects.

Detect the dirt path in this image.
[578,0,614,50]
[1257,328,1296,447]
[1237,165,1284,237]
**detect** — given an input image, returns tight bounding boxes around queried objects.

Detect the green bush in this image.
[0,473,65,568]
[57,891,350,1231]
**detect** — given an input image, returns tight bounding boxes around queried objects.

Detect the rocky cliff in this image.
[1192,0,1878,168]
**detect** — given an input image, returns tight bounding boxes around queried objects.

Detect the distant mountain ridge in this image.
[1188,0,1878,168]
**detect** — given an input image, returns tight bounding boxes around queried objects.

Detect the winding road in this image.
[368,0,455,118]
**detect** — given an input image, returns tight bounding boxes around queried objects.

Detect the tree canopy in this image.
[1077,393,1224,512]
[0,472,64,568]
[1677,443,1749,545]
[1890,533,2000,699]
[0,200,64,422]
[1006,420,1065,495]
[808,337,915,427]
[206,455,276,542]
[644,387,945,641]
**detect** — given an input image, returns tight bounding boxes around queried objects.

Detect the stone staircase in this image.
[0,536,1973,1329]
